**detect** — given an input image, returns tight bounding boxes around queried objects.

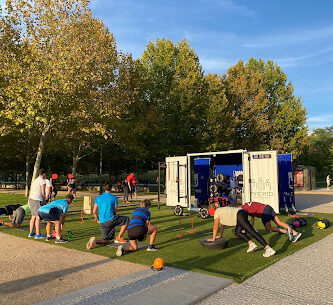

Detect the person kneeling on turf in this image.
[208,204,276,257]
[116,199,157,256]
[38,194,74,243]
[238,200,302,242]
[86,182,129,250]
[0,204,30,228]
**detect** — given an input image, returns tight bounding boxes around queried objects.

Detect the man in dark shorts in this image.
[240,201,302,242]
[38,194,74,243]
[0,204,22,219]
[86,182,129,250]
[116,199,157,256]
[0,204,29,228]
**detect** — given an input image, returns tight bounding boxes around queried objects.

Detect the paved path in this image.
[199,232,333,305]
[33,268,232,305]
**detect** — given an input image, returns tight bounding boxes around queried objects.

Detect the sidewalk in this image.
[199,232,333,305]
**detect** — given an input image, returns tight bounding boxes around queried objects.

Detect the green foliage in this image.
[223,58,307,156]
[296,126,333,176]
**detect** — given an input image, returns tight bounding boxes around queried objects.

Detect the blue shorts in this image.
[261,206,277,225]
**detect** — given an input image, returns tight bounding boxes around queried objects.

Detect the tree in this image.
[0,0,118,181]
[131,38,207,162]
[223,58,307,156]
[223,60,270,150]
[296,127,333,176]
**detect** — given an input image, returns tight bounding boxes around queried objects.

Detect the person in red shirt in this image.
[239,201,302,243]
[130,175,138,201]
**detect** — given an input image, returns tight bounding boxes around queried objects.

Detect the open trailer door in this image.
[243,151,280,213]
[165,156,188,215]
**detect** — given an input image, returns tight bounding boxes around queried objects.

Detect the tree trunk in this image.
[25,155,30,197]
[72,144,81,177]
[99,147,103,194]
[72,154,79,177]
[31,125,49,182]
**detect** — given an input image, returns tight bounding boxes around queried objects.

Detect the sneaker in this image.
[263,247,276,258]
[28,233,36,238]
[292,232,302,243]
[286,226,293,241]
[247,242,258,253]
[115,237,127,244]
[147,245,158,252]
[55,238,68,243]
[86,237,96,249]
[116,245,123,257]
[35,234,46,239]
[45,236,55,241]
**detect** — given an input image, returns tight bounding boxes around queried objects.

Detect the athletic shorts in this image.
[29,198,43,216]
[261,205,277,225]
[127,225,148,241]
[100,215,129,241]
[38,208,60,222]
[12,207,25,226]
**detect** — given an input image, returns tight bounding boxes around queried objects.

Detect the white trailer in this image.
[165,150,293,217]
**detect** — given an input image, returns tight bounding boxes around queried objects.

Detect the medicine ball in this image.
[317,219,330,229]
[151,258,164,271]
[292,217,307,228]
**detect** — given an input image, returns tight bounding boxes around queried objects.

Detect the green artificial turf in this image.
[1,193,333,282]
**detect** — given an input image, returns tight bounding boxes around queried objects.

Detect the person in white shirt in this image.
[44,177,52,203]
[28,169,47,239]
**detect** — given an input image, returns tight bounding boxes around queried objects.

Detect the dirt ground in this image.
[0,233,148,305]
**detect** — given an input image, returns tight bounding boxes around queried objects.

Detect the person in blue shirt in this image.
[86,182,129,250]
[116,199,157,256]
[38,194,74,243]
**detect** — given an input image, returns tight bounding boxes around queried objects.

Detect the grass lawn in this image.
[1,193,333,282]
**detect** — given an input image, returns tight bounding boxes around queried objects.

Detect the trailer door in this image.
[243,151,279,213]
[165,156,188,208]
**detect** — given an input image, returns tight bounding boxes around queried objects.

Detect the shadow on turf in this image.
[0,259,112,294]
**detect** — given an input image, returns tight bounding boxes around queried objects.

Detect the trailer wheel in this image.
[199,207,209,219]
[174,205,183,216]
[199,238,229,250]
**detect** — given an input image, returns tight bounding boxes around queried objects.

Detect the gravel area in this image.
[0,233,148,305]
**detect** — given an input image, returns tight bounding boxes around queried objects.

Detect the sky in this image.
[1,0,332,131]
[88,0,333,131]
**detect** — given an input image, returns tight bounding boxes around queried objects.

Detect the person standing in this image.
[122,178,130,203]
[50,174,58,201]
[28,169,47,239]
[326,175,331,190]
[38,195,74,243]
[67,174,76,198]
[86,182,129,249]
[130,174,138,201]
[44,176,52,203]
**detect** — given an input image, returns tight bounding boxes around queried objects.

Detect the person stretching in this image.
[0,204,30,228]
[238,201,302,242]
[38,195,74,243]
[116,199,157,256]
[208,205,276,257]
[86,182,129,249]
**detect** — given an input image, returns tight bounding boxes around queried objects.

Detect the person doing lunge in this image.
[239,201,302,242]
[208,205,276,257]
[86,182,129,249]
[116,199,157,256]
